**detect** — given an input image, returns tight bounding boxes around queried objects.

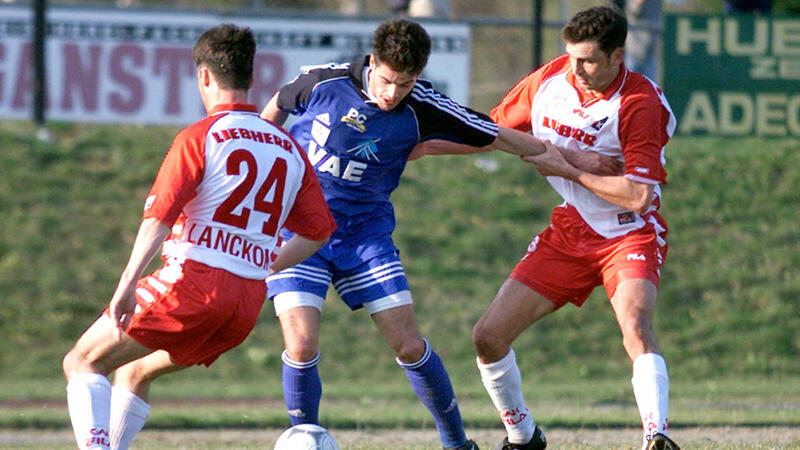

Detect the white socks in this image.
[67,373,112,449]
[631,353,670,446]
[67,374,151,450]
[110,386,151,450]
[477,348,535,445]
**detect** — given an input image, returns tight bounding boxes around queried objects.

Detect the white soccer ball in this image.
[273,424,340,450]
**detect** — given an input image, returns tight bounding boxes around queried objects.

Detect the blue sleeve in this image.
[277,64,351,116]
[409,80,499,147]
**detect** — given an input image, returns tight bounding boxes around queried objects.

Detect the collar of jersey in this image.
[208,103,258,116]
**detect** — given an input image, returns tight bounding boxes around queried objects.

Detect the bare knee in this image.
[284,338,319,363]
[472,320,509,363]
[393,337,426,364]
[63,347,99,380]
[62,350,79,380]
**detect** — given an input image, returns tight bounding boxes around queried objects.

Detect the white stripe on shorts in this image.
[267,264,332,286]
[334,262,405,296]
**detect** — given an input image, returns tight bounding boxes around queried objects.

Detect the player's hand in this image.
[522,141,579,179]
[108,283,137,333]
[563,149,623,176]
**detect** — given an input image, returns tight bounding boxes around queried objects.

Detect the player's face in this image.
[565,40,623,94]
[367,56,419,111]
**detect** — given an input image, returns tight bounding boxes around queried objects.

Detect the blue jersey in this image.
[277,56,498,218]
[268,56,498,304]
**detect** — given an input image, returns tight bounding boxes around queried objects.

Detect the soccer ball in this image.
[273,424,340,450]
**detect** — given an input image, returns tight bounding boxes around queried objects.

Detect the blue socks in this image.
[398,340,466,449]
[282,350,322,426]
[281,342,466,448]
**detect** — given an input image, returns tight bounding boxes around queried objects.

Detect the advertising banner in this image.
[664,14,800,137]
[0,5,471,125]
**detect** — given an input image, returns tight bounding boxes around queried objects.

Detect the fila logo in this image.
[573,108,590,119]
[341,107,367,132]
[315,113,331,126]
[626,253,647,261]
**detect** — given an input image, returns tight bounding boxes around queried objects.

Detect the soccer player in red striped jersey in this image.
[471,7,680,450]
[61,24,336,450]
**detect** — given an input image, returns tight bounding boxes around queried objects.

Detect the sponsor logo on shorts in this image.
[626,253,647,261]
[617,212,636,224]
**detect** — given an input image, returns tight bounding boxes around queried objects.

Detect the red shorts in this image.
[122,259,266,367]
[510,205,667,309]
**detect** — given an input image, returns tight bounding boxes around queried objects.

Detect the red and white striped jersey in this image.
[143,103,335,280]
[492,55,676,239]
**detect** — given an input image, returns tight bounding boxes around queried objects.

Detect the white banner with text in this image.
[0,6,471,125]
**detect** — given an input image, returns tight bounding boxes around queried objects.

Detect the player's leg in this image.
[277,303,323,425]
[267,249,331,426]
[370,303,472,450]
[472,278,554,449]
[473,210,601,449]
[609,278,672,448]
[63,313,154,449]
[110,350,186,450]
[601,225,673,449]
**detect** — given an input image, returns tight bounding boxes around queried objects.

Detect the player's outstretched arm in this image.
[491,127,548,156]
[407,127,546,160]
[260,92,290,126]
[108,218,171,329]
[269,234,330,274]
[407,140,492,160]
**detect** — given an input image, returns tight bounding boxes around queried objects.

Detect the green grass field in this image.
[1,121,799,448]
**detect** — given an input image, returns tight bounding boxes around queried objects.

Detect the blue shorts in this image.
[267,245,410,311]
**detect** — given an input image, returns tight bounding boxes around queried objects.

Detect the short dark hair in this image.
[562,6,627,56]
[372,18,431,75]
[192,23,255,90]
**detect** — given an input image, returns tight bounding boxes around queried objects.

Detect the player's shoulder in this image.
[174,113,226,144]
[295,62,351,84]
[407,78,475,113]
[620,70,669,106]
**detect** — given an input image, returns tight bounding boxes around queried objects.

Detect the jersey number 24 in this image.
[213,149,287,237]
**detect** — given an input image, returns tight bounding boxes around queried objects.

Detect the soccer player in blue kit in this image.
[260,18,583,450]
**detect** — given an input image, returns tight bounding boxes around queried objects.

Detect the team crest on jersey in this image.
[346,138,381,161]
[589,117,608,131]
[341,107,367,133]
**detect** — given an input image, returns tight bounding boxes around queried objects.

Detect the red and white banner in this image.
[0,5,471,125]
